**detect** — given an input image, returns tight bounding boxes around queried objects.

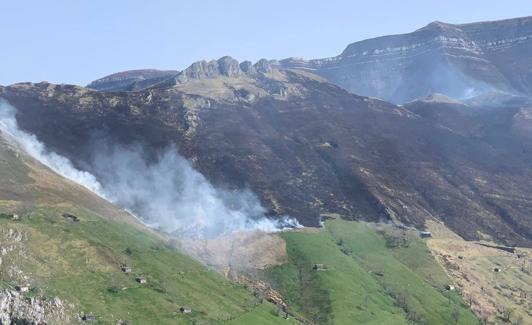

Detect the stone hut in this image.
[179,306,192,314]
[14,285,29,293]
[419,231,432,238]
[313,264,327,271]
[81,314,96,322]
[445,284,455,291]
[135,276,146,284]
[62,213,79,222]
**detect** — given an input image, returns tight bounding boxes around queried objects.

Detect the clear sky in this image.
[1,0,531,86]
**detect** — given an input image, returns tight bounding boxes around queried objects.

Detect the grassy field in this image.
[0,203,302,324]
[266,219,479,325]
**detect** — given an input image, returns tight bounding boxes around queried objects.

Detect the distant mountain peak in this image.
[282,16,532,103]
[87,69,178,92]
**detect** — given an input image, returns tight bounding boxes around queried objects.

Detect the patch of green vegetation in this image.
[0,205,294,324]
[267,220,478,325]
[0,144,33,186]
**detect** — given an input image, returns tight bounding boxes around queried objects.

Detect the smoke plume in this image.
[0,100,104,195]
[0,100,300,239]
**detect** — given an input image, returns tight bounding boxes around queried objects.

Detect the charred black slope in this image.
[282,16,532,103]
[1,64,531,247]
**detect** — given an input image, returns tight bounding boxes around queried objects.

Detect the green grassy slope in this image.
[0,136,295,324]
[267,219,478,325]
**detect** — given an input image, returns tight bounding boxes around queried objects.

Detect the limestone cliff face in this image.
[281,16,532,103]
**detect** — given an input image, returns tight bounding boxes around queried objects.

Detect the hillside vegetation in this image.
[267,219,478,325]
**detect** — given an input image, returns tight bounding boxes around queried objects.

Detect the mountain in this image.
[87,69,179,92]
[2,58,532,247]
[281,16,532,103]
[6,122,514,324]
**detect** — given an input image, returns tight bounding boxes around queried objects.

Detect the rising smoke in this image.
[0,100,300,239]
[0,100,104,195]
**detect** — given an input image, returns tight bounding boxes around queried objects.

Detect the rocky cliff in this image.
[281,16,532,103]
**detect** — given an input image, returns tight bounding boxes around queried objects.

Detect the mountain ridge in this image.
[2,67,532,247]
[83,16,532,103]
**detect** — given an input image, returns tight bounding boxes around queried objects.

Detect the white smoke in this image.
[90,142,301,238]
[0,100,104,195]
[0,100,301,239]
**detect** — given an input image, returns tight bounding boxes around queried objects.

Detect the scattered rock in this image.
[0,289,74,324]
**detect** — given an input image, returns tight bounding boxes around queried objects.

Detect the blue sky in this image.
[1,0,531,86]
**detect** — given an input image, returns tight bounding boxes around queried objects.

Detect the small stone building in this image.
[179,306,192,314]
[313,264,327,271]
[445,284,455,291]
[135,276,146,284]
[62,213,79,222]
[419,231,432,238]
[121,265,131,273]
[14,285,29,293]
[81,314,96,322]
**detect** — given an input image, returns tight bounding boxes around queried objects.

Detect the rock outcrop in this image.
[0,290,75,324]
[174,56,280,84]
[87,57,283,92]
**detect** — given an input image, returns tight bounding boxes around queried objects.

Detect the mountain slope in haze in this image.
[0,128,296,324]
[281,16,532,103]
[2,60,532,247]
